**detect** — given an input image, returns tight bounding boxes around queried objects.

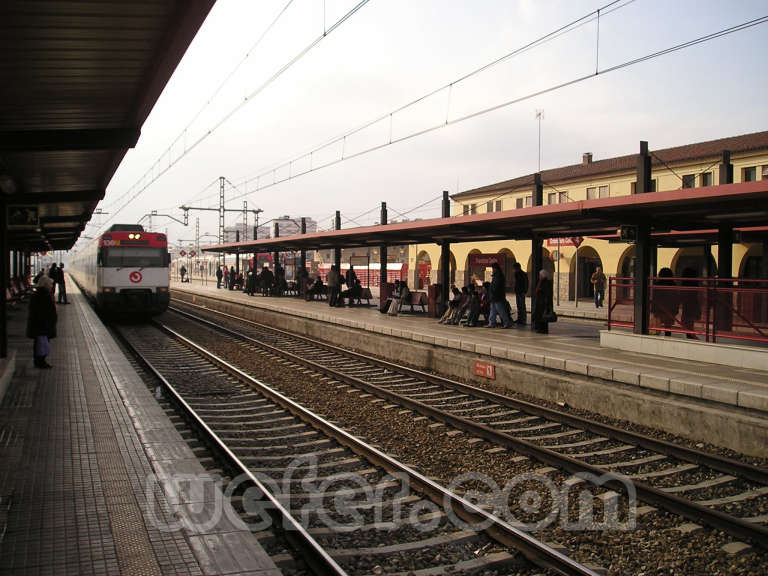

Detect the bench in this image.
[405,291,427,313]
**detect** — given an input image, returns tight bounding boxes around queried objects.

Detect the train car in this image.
[69,224,170,316]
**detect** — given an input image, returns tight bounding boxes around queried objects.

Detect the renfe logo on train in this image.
[473,360,495,380]
[129,271,143,283]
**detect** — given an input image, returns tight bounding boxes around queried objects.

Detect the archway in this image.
[569,245,603,301]
[416,250,432,289]
[498,248,517,289]
[671,247,717,278]
[465,249,484,286]
[436,251,457,286]
[526,247,555,296]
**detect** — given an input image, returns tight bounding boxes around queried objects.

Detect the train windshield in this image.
[102,247,166,268]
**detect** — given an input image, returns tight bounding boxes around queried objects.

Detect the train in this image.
[69,224,171,316]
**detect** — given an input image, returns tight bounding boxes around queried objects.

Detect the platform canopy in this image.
[203,180,768,254]
[0,0,215,251]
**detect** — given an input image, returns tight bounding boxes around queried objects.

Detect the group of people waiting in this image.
[215,265,245,291]
[324,265,364,307]
[436,261,555,334]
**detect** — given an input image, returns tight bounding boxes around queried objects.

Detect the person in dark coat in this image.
[56,262,68,304]
[216,266,223,288]
[260,265,274,296]
[26,276,57,369]
[532,269,555,334]
[513,262,528,325]
[653,267,678,336]
[486,262,511,328]
[48,263,58,297]
[228,266,236,290]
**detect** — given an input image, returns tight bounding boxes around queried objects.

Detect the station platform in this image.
[0,290,280,576]
[171,279,768,458]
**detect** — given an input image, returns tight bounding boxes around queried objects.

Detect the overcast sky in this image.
[89,0,768,249]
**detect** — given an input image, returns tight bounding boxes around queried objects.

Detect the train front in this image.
[97,231,170,316]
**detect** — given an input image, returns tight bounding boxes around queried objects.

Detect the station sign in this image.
[546,237,584,248]
[473,360,496,380]
[190,250,197,257]
[468,253,505,268]
[179,250,186,257]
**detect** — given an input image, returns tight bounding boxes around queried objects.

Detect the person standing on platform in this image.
[513,262,528,325]
[591,266,606,308]
[260,265,274,296]
[56,262,67,304]
[216,266,223,289]
[27,276,57,369]
[326,265,340,307]
[223,266,229,289]
[229,266,236,290]
[48,263,58,298]
[180,264,187,283]
[533,269,555,334]
[486,262,511,328]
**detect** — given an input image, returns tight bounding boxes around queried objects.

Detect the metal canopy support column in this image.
[333,211,341,269]
[633,141,653,335]
[300,217,307,280]
[0,202,7,358]
[379,202,388,288]
[440,191,450,313]
[272,223,279,271]
[530,174,543,330]
[218,176,225,268]
[235,230,240,274]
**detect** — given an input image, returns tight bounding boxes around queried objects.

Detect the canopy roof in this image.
[203,181,768,254]
[0,0,214,251]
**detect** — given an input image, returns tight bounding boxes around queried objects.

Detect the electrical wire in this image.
[224,11,767,205]
[95,0,371,232]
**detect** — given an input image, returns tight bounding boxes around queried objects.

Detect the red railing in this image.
[608,276,768,344]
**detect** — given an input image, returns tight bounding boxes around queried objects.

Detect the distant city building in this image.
[224,216,317,242]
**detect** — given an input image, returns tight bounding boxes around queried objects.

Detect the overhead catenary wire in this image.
[95,0,371,233]
[224,5,767,209]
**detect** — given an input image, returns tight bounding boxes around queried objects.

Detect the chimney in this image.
[583,152,593,165]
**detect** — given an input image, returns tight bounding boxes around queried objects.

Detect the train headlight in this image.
[158,287,168,293]
[103,287,114,293]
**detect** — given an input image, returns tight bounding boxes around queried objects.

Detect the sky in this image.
[87,0,768,250]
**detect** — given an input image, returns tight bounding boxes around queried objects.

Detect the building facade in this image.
[410,131,768,300]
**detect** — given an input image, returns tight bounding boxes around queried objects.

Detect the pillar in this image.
[235,230,240,274]
[0,202,7,357]
[633,222,651,334]
[300,217,307,277]
[530,174,543,330]
[272,222,279,271]
[719,150,733,185]
[333,210,341,269]
[379,203,388,287]
[440,191,450,311]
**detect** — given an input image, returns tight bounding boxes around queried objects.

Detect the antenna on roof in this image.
[536,109,544,173]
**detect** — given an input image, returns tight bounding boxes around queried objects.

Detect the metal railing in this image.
[608,276,768,344]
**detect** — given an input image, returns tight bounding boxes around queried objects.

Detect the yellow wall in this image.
[410,149,768,296]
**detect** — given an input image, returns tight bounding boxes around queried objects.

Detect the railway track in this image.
[166,300,768,553]
[115,319,602,576]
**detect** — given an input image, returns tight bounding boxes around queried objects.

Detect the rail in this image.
[608,276,768,343]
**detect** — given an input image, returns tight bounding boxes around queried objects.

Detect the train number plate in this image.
[473,360,495,380]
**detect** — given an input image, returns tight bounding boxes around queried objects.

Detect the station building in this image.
[409,130,768,301]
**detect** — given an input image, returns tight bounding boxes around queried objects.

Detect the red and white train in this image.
[69,224,170,315]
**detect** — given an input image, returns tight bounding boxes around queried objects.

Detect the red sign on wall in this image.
[468,253,505,268]
[473,360,496,380]
[546,237,584,247]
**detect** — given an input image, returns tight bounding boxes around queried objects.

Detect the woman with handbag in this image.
[26,275,57,369]
[532,269,555,334]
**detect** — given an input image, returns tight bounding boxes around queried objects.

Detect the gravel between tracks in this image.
[160,310,768,576]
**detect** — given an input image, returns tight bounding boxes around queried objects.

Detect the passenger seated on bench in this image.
[306,276,324,300]
[341,278,363,306]
[438,285,462,323]
[387,279,410,316]
[464,283,483,327]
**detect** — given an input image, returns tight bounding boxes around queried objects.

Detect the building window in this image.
[515,198,523,209]
[547,192,557,205]
[462,204,469,216]
[743,166,757,182]
[700,172,713,187]
[486,201,493,212]
[599,185,609,198]
[495,200,502,211]
[525,196,532,207]
[761,165,768,180]
[470,203,477,214]
[559,191,568,203]
[586,186,597,200]
[682,174,695,188]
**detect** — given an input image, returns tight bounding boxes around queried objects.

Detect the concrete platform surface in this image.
[172,280,768,415]
[0,290,280,576]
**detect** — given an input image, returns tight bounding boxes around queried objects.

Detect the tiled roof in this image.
[454,130,768,199]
